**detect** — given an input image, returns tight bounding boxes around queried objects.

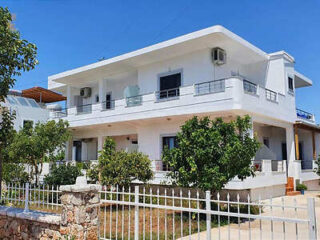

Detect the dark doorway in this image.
[281,142,287,160]
[106,93,112,110]
[73,141,82,162]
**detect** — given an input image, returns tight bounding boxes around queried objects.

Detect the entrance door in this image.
[73,141,82,162]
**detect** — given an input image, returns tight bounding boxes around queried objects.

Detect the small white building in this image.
[47,25,320,199]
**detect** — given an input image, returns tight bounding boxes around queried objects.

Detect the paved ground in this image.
[181,191,320,240]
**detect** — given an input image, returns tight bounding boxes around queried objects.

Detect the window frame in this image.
[157,69,183,92]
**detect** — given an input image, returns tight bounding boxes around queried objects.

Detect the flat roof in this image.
[48,25,268,86]
[22,86,66,103]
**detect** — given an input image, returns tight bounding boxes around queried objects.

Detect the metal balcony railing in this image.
[101,100,115,110]
[265,89,277,102]
[243,80,257,95]
[126,95,142,107]
[76,103,92,114]
[194,79,225,95]
[296,108,315,122]
[155,87,180,100]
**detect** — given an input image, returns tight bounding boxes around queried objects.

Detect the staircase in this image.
[285,177,300,196]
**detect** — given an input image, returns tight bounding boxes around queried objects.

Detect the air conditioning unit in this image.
[212,47,226,65]
[80,87,91,98]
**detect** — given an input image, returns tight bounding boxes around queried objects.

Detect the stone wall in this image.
[0,177,101,240]
[0,206,61,240]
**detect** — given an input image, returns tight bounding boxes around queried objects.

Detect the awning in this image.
[22,86,66,103]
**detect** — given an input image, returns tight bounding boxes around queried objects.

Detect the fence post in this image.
[24,183,29,212]
[60,176,101,240]
[134,186,140,240]
[206,191,211,240]
[307,198,317,240]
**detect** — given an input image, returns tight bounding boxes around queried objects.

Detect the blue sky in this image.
[2,0,320,120]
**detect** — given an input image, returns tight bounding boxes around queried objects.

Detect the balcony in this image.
[296,108,315,123]
[51,77,295,127]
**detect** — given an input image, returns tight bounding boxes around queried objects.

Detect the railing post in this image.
[206,191,211,240]
[134,186,140,240]
[308,198,317,240]
[24,183,29,212]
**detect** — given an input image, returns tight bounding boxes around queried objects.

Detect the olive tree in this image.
[163,115,260,192]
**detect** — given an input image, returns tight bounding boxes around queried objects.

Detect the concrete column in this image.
[66,86,72,108]
[97,136,104,157]
[65,137,73,161]
[60,177,101,240]
[261,159,272,173]
[99,79,106,103]
[286,125,298,178]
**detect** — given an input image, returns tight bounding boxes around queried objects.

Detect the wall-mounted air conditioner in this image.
[212,47,226,65]
[80,87,92,98]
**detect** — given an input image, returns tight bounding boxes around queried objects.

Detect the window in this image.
[95,95,99,103]
[263,137,270,148]
[159,72,181,99]
[23,120,33,129]
[162,136,177,171]
[288,76,294,92]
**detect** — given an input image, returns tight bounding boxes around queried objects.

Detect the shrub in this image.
[86,163,99,183]
[296,183,307,191]
[98,137,153,188]
[44,163,82,186]
[2,163,29,184]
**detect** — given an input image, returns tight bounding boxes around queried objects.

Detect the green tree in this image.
[0,6,37,194]
[97,137,153,188]
[44,163,83,186]
[0,108,16,195]
[163,115,260,192]
[0,7,38,101]
[9,120,70,185]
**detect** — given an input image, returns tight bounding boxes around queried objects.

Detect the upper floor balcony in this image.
[296,108,316,124]
[49,76,297,127]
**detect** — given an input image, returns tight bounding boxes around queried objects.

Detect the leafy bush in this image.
[296,183,307,191]
[86,163,99,183]
[98,137,153,188]
[44,163,82,186]
[2,163,29,184]
[163,115,260,192]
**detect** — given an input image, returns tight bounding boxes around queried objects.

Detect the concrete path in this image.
[181,191,320,240]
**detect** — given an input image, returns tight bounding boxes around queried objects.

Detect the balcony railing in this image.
[126,95,142,107]
[243,80,257,95]
[296,108,315,122]
[194,79,225,95]
[50,108,68,118]
[265,89,277,102]
[51,77,288,120]
[155,87,180,100]
[76,103,92,114]
[101,100,115,110]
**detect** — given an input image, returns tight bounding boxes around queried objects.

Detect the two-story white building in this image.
[48,25,320,199]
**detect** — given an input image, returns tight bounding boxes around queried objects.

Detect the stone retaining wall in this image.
[0,206,61,239]
[0,177,101,240]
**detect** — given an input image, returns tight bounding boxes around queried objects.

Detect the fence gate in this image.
[98,186,317,240]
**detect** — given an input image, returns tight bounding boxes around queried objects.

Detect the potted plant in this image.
[296,183,307,195]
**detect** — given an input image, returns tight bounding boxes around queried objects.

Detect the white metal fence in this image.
[0,182,62,212]
[0,183,318,239]
[99,186,317,240]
